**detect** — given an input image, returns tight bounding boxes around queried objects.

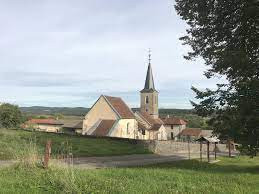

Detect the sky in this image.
[0,0,224,109]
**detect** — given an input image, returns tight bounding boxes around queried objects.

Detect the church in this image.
[82,54,187,140]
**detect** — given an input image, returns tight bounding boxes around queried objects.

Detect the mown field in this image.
[0,156,258,193]
[0,128,150,160]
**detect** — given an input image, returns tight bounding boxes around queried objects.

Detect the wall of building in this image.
[164,124,186,140]
[140,92,158,118]
[36,124,61,133]
[83,96,119,134]
[108,119,138,139]
[157,125,171,140]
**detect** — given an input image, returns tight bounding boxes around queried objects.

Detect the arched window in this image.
[127,122,130,134]
[145,96,149,104]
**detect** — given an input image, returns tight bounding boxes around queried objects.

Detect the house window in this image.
[145,96,149,104]
[171,132,174,139]
[127,123,130,134]
[142,129,145,135]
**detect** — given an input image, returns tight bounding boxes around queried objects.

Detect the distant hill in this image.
[21,106,208,129]
[20,106,89,116]
[21,106,194,117]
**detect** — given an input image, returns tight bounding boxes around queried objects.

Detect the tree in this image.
[53,113,64,120]
[0,103,24,128]
[175,0,259,156]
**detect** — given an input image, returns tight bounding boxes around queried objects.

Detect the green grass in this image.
[0,128,150,160]
[0,156,258,193]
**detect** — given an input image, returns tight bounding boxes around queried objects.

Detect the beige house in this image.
[162,116,187,140]
[25,119,63,132]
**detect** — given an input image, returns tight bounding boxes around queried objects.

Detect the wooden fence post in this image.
[200,141,202,161]
[214,142,217,160]
[187,136,190,160]
[228,139,231,157]
[207,141,210,162]
[43,140,52,169]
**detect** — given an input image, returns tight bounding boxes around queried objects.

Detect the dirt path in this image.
[60,154,199,169]
[0,160,16,168]
[0,152,237,169]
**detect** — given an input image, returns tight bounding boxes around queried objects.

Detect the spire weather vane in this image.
[148,48,151,65]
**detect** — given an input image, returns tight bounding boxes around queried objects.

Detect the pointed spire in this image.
[141,49,157,93]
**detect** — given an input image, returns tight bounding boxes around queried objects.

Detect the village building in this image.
[25,119,64,132]
[62,120,83,134]
[179,128,213,141]
[82,95,138,138]
[161,116,187,140]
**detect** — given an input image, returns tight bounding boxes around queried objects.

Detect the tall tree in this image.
[0,103,24,129]
[175,0,259,156]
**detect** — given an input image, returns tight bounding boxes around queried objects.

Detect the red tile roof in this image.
[27,119,63,125]
[150,124,163,131]
[138,111,164,125]
[180,128,202,137]
[104,96,135,119]
[92,120,116,136]
[163,117,187,125]
[138,122,148,131]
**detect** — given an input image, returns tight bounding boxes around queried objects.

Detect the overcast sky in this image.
[0,0,224,109]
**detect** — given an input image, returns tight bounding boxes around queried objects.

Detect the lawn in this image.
[0,128,150,160]
[0,156,258,193]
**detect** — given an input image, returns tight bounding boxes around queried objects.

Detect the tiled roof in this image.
[104,96,135,119]
[27,119,63,125]
[180,128,202,137]
[138,111,164,125]
[62,120,83,129]
[162,117,187,125]
[92,120,116,136]
[138,122,149,131]
[150,124,163,131]
[200,130,213,137]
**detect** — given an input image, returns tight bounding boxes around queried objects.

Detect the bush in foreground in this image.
[0,103,24,128]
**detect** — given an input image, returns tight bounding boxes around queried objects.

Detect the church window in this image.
[127,123,130,134]
[145,96,149,104]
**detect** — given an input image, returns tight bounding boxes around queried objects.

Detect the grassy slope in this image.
[0,128,150,160]
[0,156,258,193]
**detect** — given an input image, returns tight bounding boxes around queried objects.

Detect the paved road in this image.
[0,152,238,169]
[61,153,202,169]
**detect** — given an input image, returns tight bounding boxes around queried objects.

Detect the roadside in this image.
[0,151,239,169]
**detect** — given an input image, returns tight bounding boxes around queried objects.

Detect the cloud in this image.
[0,0,226,108]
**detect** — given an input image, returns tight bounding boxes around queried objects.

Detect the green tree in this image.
[53,113,64,120]
[0,103,24,128]
[175,0,259,156]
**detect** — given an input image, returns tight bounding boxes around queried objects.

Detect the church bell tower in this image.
[140,50,159,119]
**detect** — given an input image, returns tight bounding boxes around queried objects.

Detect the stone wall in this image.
[139,140,228,155]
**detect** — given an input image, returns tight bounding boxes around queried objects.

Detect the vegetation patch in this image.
[0,128,150,160]
[0,156,258,193]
